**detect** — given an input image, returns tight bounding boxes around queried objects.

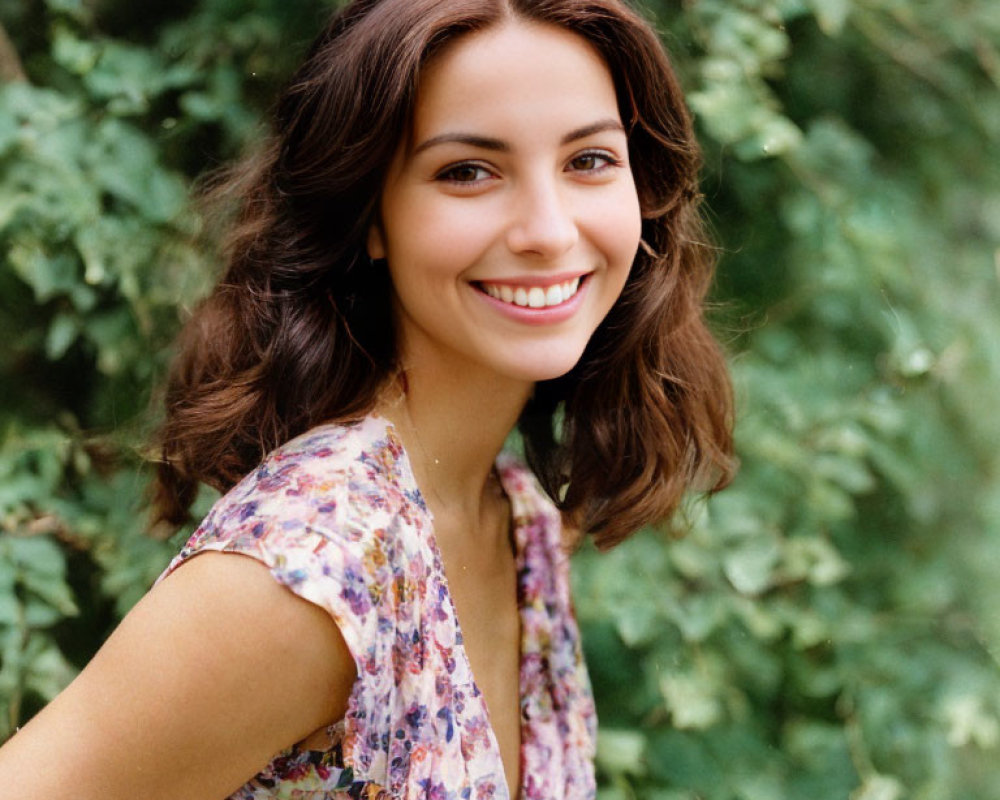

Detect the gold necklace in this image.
[391,370,446,510]
[390,370,504,521]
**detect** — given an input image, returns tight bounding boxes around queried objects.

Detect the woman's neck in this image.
[377,358,532,534]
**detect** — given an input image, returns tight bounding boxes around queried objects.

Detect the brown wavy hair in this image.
[153,0,736,549]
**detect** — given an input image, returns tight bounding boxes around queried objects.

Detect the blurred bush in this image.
[2,0,999,797]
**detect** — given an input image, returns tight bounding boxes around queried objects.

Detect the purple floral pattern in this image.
[158,415,597,799]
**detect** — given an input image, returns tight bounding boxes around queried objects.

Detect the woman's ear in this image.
[366,224,386,260]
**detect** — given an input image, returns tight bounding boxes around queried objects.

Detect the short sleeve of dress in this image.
[157,424,395,668]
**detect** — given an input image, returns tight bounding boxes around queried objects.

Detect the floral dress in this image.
[158,414,597,799]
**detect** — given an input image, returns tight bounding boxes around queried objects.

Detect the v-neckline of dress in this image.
[382,416,527,800]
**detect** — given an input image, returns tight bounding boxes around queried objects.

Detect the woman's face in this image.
[369,20,642,387]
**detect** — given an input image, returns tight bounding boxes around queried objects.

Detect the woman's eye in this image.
[568,151,620,173]
[437,163,493,184]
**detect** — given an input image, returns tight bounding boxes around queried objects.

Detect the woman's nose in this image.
[504,178,579,259]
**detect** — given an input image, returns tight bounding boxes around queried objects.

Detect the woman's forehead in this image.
[408,21,621,145]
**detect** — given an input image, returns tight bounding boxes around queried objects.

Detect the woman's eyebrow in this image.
[413,133,508,155]
[411,118,625,156]
[560,118,625,144]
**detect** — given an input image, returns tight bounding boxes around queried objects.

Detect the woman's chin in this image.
[496,350,588,384]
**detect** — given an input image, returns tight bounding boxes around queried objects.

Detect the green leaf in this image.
[850,774,904,800]
[22,637,77,701]
[45,313,80,360]
[660,672,723,730]
[596,729,647,776]
[51,25,101,75]
[807,0,852,36]
[722,534,781,596]
[0,593,20,627]
[8,244,80,304]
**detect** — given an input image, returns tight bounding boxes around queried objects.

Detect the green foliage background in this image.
[2,0,999,797]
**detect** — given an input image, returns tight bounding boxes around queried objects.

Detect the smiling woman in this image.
[371,22,641,386]
[0,1,734,798]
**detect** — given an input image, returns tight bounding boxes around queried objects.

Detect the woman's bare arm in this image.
[0,552,357,800]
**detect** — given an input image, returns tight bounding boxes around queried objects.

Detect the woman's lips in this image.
[471,274,591,325]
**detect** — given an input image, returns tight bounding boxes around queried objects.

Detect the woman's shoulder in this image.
[179,415,422,554]
[158,415,427,655]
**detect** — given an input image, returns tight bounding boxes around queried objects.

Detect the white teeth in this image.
[481,276,584,309]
